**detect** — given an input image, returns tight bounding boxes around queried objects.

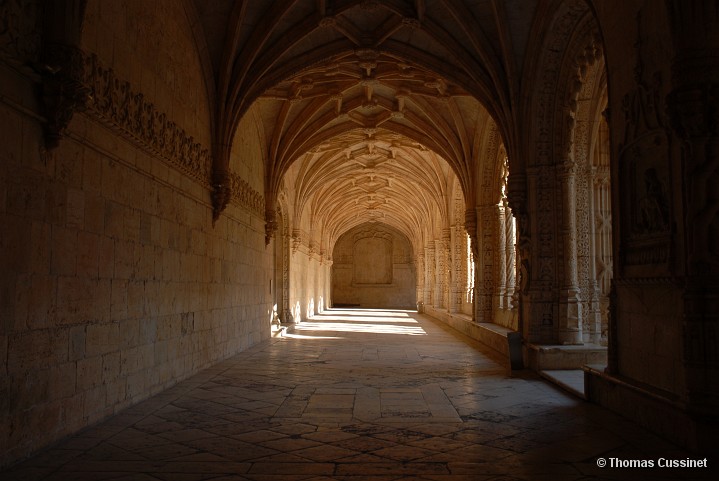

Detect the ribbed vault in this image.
[196,0,528,237]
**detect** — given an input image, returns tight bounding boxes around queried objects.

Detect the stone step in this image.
[540,369,587,399]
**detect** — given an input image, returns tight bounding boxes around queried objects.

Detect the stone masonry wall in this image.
[332,223,416,309]
[0,0,272,467]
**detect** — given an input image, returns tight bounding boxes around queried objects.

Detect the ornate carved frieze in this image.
[228,172,264,216]
[82,53,212,183]
[77,52,265,220]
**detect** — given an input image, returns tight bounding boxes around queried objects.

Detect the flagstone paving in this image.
[3,309,716,480]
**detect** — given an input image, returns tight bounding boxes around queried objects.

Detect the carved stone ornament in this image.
[71,51,264,222]
[211,175,231,225]
[264,207,278,245]
[618,11,673,268]
[40,43,91,149]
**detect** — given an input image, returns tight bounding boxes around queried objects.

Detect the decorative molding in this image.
[40,43,91,148]
[82,53,211,184]
[78,52,264,219]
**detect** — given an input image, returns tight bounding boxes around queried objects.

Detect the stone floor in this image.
[3,309,716,480]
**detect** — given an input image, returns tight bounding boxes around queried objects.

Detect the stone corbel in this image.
[40,43,91,149]
[264,206,278,245]
[291,229,302,254]
[211,168,231,225]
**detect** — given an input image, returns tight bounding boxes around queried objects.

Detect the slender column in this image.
[496,203,508,310]
[453,225,467,313]
[476,205,496,323]
[558,160,583,344]
[434,236,445,309]
[505,203,517,309]
[416,252,425,312]
[282,232,291,321]
[465,208,480,321]
[442,229,451,309]
[591,165,611,342]
[424,242,435,306]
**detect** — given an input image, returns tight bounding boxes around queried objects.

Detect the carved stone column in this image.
[504,201,517,309]
[416,252,425,312]
[667,0,719,430]
[558,160,583,344]
[453,224,467,313]
[476,205,496,323]
[424,242,435,307]
[465,208,479,321]
[496,202,508,310]
[442,228,451,310]
[591,165,611,343]
[507,173,531,337]
[282,231,291,321]
[435,234,446,309]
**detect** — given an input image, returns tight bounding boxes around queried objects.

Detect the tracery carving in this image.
[527,0,591,341]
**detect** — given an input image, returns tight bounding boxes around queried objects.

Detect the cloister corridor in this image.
[3,0,719,477]
[3,309,713,481]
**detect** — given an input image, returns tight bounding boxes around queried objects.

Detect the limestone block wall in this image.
[0,87,272,467]
[0,0,273,467]
[332,223,416,309]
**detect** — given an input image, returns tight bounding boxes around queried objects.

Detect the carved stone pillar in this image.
[667,0,719,429]
[591,165,611,343]
[424,242,435,306]
[465,208,479,321]
[282,231,291,322]
[507,173,531,337]
[496,203,508,310]
[504,202,517,309]
[476,205,496,323]
[435,234,446,309]
[442,228,451,310]
[416,252,425,312]
[453,225,467,313]
[558,160,583,344]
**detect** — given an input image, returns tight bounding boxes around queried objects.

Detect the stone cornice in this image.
[79,52,264,218]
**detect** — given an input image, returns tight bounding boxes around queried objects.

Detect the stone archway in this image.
[332,222,415,309]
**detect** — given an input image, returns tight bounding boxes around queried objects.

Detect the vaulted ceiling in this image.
[191,0,540,250]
